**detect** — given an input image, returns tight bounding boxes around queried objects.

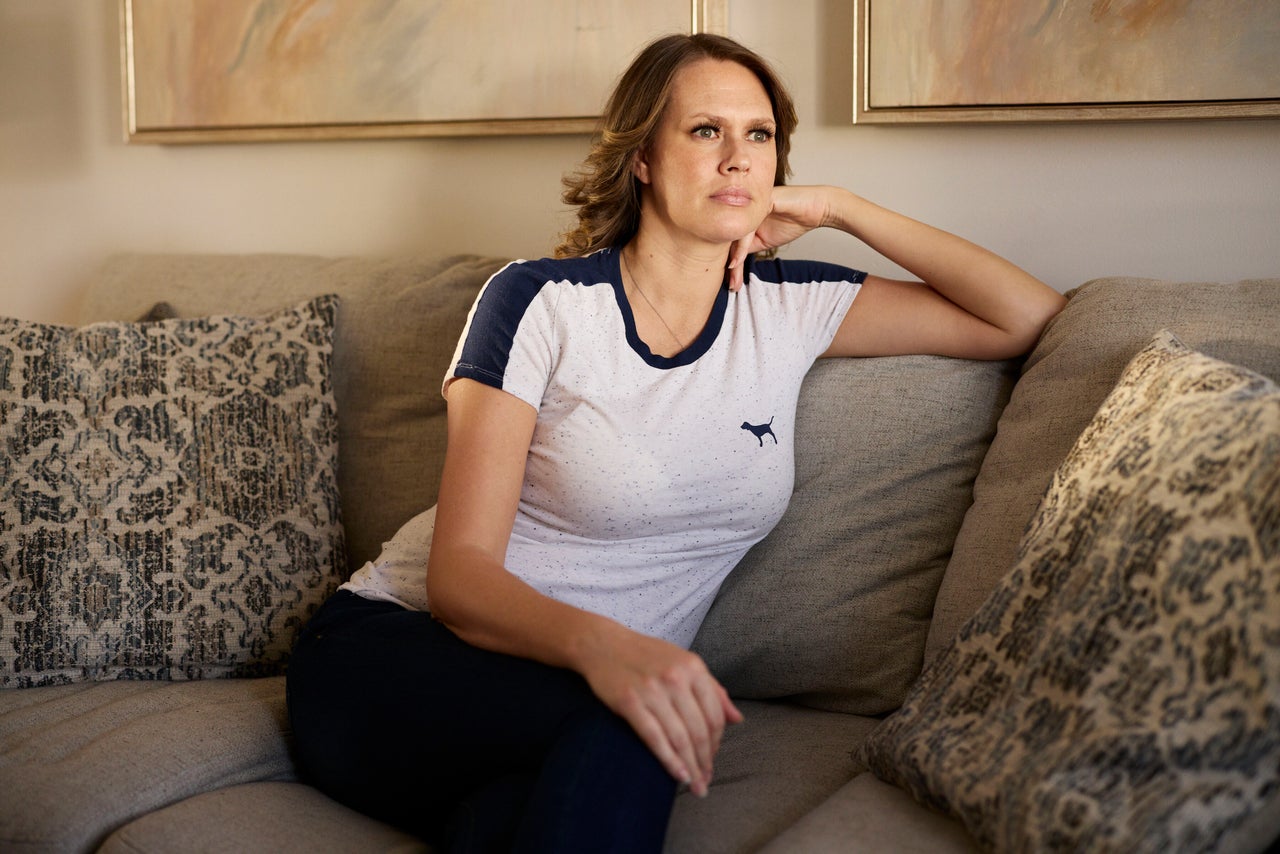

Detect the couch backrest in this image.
[77,253,506,574]
[692,354,1017,714]
[928,276,1280,662]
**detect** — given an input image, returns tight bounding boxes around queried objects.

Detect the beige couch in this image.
[1,253,1277,853]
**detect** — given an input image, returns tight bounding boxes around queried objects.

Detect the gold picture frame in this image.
[853,0,1280,124]
[121,0,728,143]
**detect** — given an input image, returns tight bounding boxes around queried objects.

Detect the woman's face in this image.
[633,58,778,252]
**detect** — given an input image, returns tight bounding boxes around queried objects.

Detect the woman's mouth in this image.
[711,188,752,206]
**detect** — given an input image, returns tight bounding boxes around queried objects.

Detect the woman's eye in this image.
[694,126,719,139]
[748,129,774,143]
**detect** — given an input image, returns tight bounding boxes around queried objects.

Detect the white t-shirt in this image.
[341,248,863,647]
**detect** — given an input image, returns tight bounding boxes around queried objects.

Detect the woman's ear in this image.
[631,148,651,185]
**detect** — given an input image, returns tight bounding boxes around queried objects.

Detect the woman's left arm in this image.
[729,186,1067,360]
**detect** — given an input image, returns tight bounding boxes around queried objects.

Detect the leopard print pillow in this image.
[860,331,1280,853]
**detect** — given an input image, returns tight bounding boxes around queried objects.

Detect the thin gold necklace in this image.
[621,249,686,351]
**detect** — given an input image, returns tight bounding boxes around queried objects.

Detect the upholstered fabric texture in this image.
[0,677,294,853]
[78,253,506,574]
[930,277,1280,662]
[860,332,1280,854]
[0,296,344,687]
[98,781,430,854]
[664,699,882,854]
[692,355,1015,715]
[759,774,980,854]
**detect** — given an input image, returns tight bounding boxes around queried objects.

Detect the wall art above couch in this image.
[120,0,728,143]
[854,0,1280,123]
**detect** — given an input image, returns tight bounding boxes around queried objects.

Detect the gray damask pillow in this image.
[859,331,1280,854]
[0,295,345,688]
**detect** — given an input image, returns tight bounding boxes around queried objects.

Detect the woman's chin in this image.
[698,217,768,248]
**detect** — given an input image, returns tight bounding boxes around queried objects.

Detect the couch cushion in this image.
[860,332,1280,853]
[929,277,1280,661]
[692,355,1015,714]
[759,773,980,853]
[0,676,293,853]
[98,781,429,854]
[0,296,343,687]
[665,699,881,854]
[2,691,877,854]
[77,253,507,574]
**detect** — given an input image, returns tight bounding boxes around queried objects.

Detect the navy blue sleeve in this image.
[451,261,551,391]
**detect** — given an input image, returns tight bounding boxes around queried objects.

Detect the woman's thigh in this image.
[286,591,613,833]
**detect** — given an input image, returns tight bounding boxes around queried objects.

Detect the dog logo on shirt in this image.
[741,416,777,447]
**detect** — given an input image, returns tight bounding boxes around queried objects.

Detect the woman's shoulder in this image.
[472,252,617,322]
[747,255,868,286]
[487,250,616,290]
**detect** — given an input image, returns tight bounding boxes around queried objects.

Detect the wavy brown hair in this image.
[555,34,798,259]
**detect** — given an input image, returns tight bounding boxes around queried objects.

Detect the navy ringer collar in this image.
[608,247,732,370]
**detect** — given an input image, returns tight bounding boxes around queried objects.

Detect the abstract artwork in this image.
[854,0,1280,122]
[122,0,726,142]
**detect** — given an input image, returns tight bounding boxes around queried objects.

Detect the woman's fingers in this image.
[613,663,730,795]
[727,188,826,292]
[581,628,743,795]
[650,688,708,796]
[690,671,729,757]
[719,683,745,726]
[670,679,719,793]
[622,696,695,790]
[726,238,753,291]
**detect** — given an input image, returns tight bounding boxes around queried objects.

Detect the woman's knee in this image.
[515,706,676,852]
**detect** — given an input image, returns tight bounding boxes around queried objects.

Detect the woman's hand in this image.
[727,185,835,290]
[577,622,743,797]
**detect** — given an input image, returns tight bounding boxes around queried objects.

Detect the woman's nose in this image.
[721,139,750,173]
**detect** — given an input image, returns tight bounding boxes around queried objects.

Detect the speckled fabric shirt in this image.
[343,248,862,647]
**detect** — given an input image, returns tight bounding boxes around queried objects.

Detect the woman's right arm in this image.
[426,378,741,797]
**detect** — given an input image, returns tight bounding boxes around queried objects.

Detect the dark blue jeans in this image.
[286,591,677,853]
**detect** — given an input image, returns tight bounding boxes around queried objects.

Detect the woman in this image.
[287,33,1065,853]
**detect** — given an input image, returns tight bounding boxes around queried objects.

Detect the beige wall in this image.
[2,0,1278,324]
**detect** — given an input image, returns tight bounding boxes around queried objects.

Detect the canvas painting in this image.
[124,0,725,141]
[857,0,1280,122]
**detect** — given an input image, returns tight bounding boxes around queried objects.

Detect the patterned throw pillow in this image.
[859,331,1280,853]
[0,296,345,688]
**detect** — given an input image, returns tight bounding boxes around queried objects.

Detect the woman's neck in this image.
[622,232,729,310]
[619,237,728,357]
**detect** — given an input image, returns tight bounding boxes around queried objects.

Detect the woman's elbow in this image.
[424,543,503,635]
[425,551,463,625]
[1002,290,1067,358]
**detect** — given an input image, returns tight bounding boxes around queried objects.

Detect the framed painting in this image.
[121,0,728,143]
[853,0,1280,123]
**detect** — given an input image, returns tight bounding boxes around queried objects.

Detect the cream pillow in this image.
[860,331,1280,853]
